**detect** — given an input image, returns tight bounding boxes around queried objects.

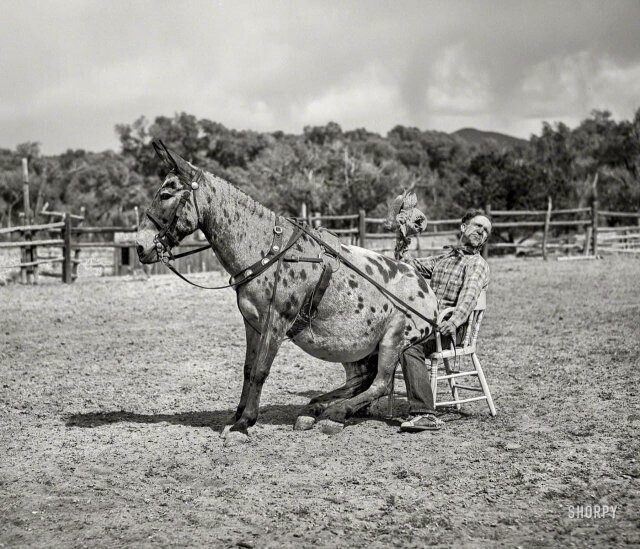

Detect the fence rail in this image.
[2,202,639,284]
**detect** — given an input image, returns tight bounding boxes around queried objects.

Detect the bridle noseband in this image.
[146,170,204,263]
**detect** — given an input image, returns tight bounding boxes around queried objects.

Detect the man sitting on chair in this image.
[399,209,492,432]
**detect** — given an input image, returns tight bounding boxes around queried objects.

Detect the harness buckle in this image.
[273,225,283,235]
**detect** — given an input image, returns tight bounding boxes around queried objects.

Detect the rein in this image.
[285,219,439,330]
[146,173,438,330]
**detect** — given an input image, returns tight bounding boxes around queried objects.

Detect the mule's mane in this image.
[197,168,276,221]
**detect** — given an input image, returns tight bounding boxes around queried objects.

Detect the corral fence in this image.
[0,208,219,285]
[299,201,640,260]
[1,202,638,285]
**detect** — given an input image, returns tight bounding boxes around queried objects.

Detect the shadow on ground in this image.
[65,404,303,429]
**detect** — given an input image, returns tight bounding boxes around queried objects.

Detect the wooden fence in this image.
[1,203,639,284]
[302,201,640,259]
[0,214,220,284]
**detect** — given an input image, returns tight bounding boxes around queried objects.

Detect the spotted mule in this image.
[136,141,438,443]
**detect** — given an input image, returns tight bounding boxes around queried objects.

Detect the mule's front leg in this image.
[228,322,283,439]
[318,314,405,434]
[220,320,259,438]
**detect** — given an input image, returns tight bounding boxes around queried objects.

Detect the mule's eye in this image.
[160,191,173,201]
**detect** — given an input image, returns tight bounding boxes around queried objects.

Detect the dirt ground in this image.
[1,257,639,548]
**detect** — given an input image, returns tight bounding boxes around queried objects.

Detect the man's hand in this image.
[438,319,457,337]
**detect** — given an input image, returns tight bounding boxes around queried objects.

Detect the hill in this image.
[452,127,528,148]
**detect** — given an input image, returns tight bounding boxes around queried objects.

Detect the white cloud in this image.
[425,44,491,115]
[520,52,640,122]
[295,64,399,132]
[0,0,638,152]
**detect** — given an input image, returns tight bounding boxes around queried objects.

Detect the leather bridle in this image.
[146,169,209,264]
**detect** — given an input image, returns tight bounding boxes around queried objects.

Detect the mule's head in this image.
[136,140,201,264]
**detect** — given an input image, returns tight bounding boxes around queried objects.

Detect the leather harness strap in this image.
[161,223,304,291]
[286,261,333,338]
[147,165,438,332]
[287,218,439,330]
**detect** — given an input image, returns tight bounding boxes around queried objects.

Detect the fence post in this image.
[358,209,367,248]
[482,203,491,259]
[542,196,552,260]
[72,207,85,280]
[300,202,307,222]
[22,158,36,284]
[62,213,73,283]
[583,226,592,256]
[591,173,599,256]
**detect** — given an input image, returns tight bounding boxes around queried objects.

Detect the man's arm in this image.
[407,254,442,279]
[442,258,490,333]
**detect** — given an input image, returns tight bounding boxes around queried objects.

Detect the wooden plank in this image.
[492,221,545,228]
[329,228,358,235]
[597,225,640,232]
[492,220,589,228]
[0,239,64,248]
[71,241,211,249]
[557,255,602,261]
[598,210,640,218]
[40,210,85,221]
[0,222,64,235]
[313,214,359,221]
[548,220,591,227]
[490,209,547,216]
[598,234,640,241]
[598,247,640,254]
[551,207,592,214]
[72,226,137,234]
[3,257,73,268]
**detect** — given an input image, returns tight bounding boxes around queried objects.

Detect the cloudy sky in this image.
[1,0,639,154]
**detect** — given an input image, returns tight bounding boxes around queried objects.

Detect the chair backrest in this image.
[462,290,486,347]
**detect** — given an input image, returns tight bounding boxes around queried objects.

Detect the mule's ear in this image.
[152,139,177,172]
[163,146,195,178]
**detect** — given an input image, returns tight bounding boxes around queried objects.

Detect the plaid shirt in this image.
[409,248,490,328]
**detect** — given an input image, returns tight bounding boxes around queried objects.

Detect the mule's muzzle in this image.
[136,244,157,264]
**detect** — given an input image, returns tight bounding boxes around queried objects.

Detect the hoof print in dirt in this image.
[293,416,316,431]
[223,430,250,447]
[317,419,345,435]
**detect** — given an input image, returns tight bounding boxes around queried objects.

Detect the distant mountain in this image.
[452,128,528,148]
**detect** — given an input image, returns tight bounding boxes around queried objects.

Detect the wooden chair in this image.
[388,290,496,417]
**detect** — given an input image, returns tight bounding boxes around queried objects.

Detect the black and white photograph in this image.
[1,1,638,546]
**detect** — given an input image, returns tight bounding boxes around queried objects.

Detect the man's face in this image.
[460,215,492,248]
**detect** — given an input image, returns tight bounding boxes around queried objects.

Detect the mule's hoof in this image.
[294,415,316,431]
[317,419,344,436]
[223,430,249,447]
[219,424,232,439]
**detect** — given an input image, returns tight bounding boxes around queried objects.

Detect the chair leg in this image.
[471,353,496,416]
[443,358,461,411]
[430,358,439,410]
[387,363,396,418]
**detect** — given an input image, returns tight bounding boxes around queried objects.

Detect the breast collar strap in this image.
[228,220,295,287]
